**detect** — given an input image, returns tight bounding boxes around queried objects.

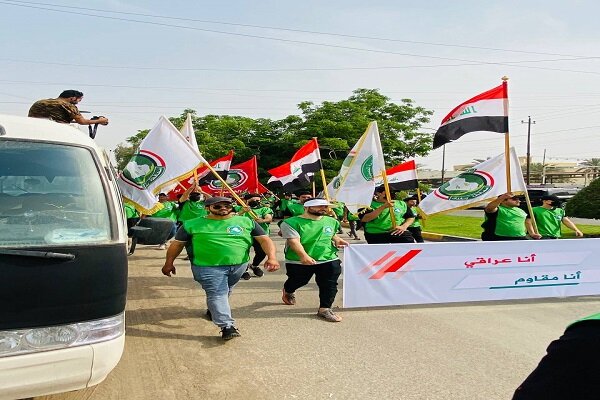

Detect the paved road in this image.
[38,233,600,400]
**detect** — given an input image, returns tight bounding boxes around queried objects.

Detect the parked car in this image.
[522,187,580,207]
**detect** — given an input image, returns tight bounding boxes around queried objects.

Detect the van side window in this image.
[0,140,112,246]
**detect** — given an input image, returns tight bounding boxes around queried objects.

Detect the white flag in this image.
[180,113,200,154]
[329,121,386,213]
[419,147,526,216]
[118,116,206,214]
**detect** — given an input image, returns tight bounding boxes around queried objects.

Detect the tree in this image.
[579,158,600,180]
[114,89,434,182]
[565,177,600,219]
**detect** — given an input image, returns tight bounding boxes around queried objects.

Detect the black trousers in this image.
[407,227,424,243]
[513,320,600,400]
[251,238,267,266]
[283,260,342,308]
[364,230,415,244]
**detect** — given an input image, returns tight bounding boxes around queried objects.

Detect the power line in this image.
[4,0,595,58]
[2,1,600,76]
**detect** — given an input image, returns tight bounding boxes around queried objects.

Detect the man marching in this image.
[162,196,280,340]
[280,198,349,322]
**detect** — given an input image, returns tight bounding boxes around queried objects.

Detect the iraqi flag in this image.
[167,150,234,199]
[433,83,508,149]
[376,160,418,191]
[267,138,321,191]
[202,156,267,194]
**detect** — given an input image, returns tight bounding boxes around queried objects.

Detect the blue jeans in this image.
[191,263,247,328]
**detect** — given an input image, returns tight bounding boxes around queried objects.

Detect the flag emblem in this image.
[207,169,248,190]
[227,226,244,235]
[436,169,494,201]
[361,155,374,180]
[122,151,165,189]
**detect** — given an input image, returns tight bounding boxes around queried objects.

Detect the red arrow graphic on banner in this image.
[369,249,422,280]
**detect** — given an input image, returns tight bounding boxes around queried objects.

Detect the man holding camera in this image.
[28,90,109,126]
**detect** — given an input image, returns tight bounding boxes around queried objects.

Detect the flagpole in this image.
[312,137,331,201]
[502,76,512,193]
[380,169,397,227]
[204,162,258,219]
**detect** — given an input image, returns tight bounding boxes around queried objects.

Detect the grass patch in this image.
[422,214,600,239]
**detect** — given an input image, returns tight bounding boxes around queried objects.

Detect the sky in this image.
[1,0,599,172]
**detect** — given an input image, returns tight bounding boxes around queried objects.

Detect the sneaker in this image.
[281,289,296,305]
[250,265,264,277]
[221,326,241,341]
[158,243,167,250]
[317,308,342,322]
[241,271,251,280]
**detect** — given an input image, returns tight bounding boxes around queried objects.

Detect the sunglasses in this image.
[210,204,233,210]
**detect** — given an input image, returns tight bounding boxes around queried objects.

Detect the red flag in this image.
[202,156,266,194]
[167,150,233,199]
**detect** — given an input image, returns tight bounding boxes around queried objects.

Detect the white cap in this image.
[303,199,334,207]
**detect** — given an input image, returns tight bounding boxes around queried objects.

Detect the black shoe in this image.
[206,309,212,321]
[250,265,264,277]
[221,326,241,341]
[241,271,251,280]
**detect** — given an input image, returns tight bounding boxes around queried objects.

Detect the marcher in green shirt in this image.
[150,192,179,249]
[342,205,361,240]
[404,195,424,243]
[123,201,140,238]
[284,191,313,217]
[177,183,211,224]
[482,192,540,241]
[236,193,274,279]
[162,196,280,341]
[280,198,349,323]
[358,186,415,244]
[527,194,583,239]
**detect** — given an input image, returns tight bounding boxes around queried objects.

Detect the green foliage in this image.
[565,178,600,219]
[115,89,434,182]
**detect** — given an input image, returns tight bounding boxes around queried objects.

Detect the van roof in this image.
[0,114,102,150]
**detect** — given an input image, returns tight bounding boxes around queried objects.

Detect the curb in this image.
[422,232,478,242]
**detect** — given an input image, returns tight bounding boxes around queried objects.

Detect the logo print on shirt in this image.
[227,225,244,235]
[323,226,334,235]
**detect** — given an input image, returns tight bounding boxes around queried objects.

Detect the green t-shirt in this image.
[177,200,207,223]
[485,205,527,237]
[179,216,264,267]
[286,201,305,217]
[532,206,565,238]
[408,207,421,228]
[361,200,409,234]
[281,216,340,262]
[330,202,345,218]
[238,206,273,234]
[279,198,292,212]
[123,202,139,219]
[151,201,178,221]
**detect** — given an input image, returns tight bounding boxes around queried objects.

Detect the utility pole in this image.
[541,149,547,185]
[521,116,536,185]
[440,144,446,185]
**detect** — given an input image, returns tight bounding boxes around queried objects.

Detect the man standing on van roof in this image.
[162,196,280,341]
[527,195,583,239]
[28,90,109,126]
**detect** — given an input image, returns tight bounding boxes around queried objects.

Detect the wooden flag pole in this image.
[381,169,397,227]
[312,137,331,202]
[502,76,512,193]
[204,162,258,219]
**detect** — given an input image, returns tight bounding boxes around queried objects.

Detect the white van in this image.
[0,115,127,399]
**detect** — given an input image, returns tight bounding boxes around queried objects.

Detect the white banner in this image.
[342,239,600,308]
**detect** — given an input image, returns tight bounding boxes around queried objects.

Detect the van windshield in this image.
[0,140,112,247]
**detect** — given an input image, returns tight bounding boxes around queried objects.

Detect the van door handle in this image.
[0,249,76,260]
